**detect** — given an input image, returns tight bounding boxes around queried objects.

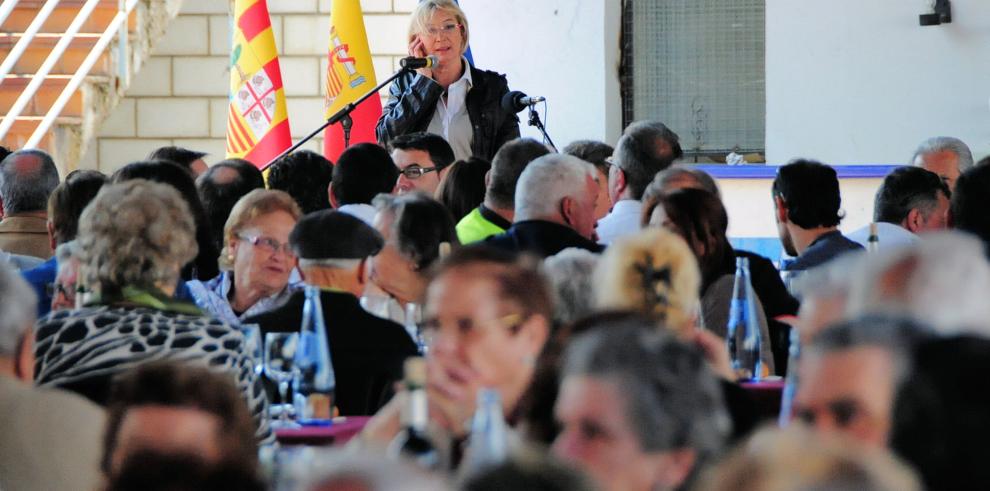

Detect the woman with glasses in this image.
[361,246,551,464]
[377,0,520,162]
[187,189,303,325]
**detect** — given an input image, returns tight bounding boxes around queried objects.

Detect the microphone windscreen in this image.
[501,91,525,113]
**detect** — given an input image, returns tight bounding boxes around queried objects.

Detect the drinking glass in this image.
[240,323,264,378]
[264,332,299,429]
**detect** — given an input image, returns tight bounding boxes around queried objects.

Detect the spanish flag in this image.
[226,0,292,167]
[323,0,382,162]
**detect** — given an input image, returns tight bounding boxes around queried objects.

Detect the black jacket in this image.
[376,66,521,161]
[484,220,605,258]
[244,290,418,416]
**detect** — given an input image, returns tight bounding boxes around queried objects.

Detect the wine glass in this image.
[264,332,299,429]
[240,323,264,377]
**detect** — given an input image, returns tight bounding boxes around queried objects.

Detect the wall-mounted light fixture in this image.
[920,0,952,26]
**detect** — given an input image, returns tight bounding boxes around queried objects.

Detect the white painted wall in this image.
[766,0,990,164]
[460,0,623,148]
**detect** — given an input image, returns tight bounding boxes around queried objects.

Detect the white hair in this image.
[289,447,449,491]
[543,248,600,326]
[514,154,596,221]
[911,136,975,172]
[0,260,37,356]
[845,231,990,336]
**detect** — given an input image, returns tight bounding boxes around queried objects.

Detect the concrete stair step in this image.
[0,78,86,117]
[2,118,67,151]
[0,44,111,76]
[0,32,106,49]
[1,1,135,33]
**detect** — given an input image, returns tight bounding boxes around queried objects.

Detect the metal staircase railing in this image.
[25,0,139,148]
[0,0,139,147]
[0,0,23,33]
[0,0,60,86]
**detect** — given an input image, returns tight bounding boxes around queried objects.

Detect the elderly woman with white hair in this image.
[32,180,268,435]
[484,154,603,257]
[376,0,520,161]
[186,189,302,325]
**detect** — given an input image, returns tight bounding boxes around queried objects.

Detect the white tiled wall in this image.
[86,0,416,171]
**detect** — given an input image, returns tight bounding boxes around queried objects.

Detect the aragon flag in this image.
[323,0,382,162]
[225,0,292,168]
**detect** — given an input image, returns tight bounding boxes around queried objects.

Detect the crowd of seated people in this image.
[0,127,983,490]
[3,29,990,490]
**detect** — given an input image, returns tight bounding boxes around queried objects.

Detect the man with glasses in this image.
[244,210,417,416]
[390,132,456,196]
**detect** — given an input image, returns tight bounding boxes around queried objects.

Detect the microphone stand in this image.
[527,105,557,152]
[263,66,414,170]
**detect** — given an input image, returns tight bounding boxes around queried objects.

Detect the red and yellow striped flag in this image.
[323,0,382,162]
[226,0,291,167]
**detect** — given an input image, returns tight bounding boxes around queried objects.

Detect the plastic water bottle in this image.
[726,257,763,381]
[405,303,428,355]
[867,222,880,254]
[294,285,335,424]
[779,326,801,426]
[462,388,508,473]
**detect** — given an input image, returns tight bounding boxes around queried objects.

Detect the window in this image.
[622,0,766,161]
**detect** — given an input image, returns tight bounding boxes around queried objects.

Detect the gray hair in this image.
[543,248,600,326]
[697,425,922,491]
[911,136,974,173]
[793,250,863,300]
[613,121,683,200]
[515,154,596,221]
[77,180,198,296]
[563,321,729,459]
[0,149,60,214]
[0,260,37,356]
[645,165,721,200]
[289,447,448,491]
[55,239,79,265]
[808,314,933,387]
[844,231,990,336]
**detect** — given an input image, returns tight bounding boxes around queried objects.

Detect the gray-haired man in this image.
[0,260,104,491]
[0,150,60,259]
[911,135,974,191]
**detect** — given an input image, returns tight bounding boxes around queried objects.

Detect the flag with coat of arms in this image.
[323,0,382,162]
[226,0,292,167]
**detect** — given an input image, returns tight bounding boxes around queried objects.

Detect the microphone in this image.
[400,55,439,69]
[501,91,547,113]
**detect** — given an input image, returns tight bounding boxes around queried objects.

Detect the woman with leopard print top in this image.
[32,179,270,439]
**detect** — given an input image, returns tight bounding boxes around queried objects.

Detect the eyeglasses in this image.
[46,282,75,301]
[400,164,441,180]
[238,233,295,257]
[794,399,862,428]
[424,23,463,39]
[419,312,524,347]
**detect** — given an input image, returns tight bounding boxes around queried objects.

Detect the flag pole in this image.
[262,66,412,170]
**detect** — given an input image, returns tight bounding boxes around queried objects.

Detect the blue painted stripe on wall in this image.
[696,164,901,179]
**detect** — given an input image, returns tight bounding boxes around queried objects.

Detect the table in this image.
[274,416,371,446]
[741,380,785,421]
